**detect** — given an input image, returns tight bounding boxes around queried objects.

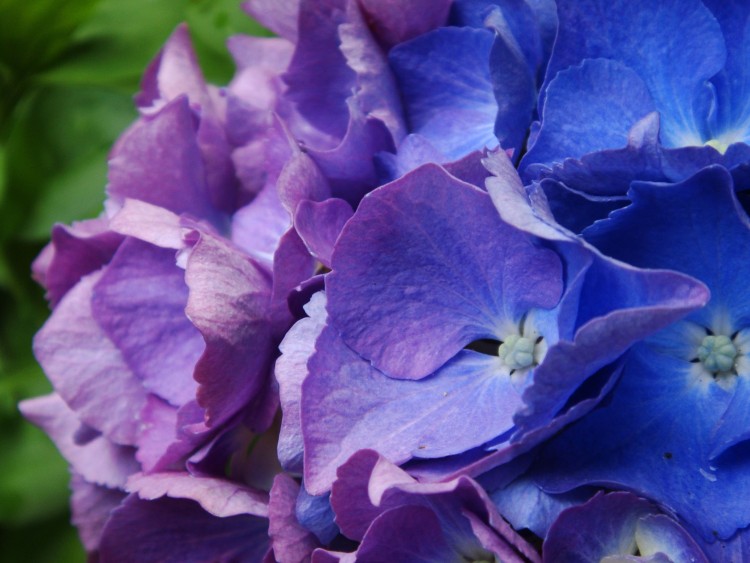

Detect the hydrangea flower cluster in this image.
[22,0,750,560]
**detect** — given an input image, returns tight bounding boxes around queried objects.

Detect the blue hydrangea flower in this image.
[521,0,750,187]
[525,166,750,541]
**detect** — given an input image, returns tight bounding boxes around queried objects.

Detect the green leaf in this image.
[0,416,70,524]
[23,148,109,240]
[2,85,134,241]
[0,144,6,205]
[41,0,190,87]
[185,0,273,84]
[0,0,102,75]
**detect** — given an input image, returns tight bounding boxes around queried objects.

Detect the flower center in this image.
[498,334,537,370]
[697,334,738,374]
[703,138,731,154]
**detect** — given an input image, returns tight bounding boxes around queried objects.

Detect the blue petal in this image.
[389,27,498,159]
[544,0,726,147]
[296,485,339,544]
[703,0,750,143]
[533,344,749,540]
[522,58,657,172]
[585,166,750,325]
[486,2,540,155]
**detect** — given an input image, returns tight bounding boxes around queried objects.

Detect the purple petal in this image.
[107,96,222,226]
[327,163,562,379]
[136,24,211,112]
[33,218,123,308]
[276,144,331,216]
[109,199,185,250]
[270,227,317,337]
[283,0,356,140]
[358,0,451,48]
[269,474,320,563]
[306,99,395,206]
[543,492,708,562]
[231,180,292,270]
[330,450,540,562]
[92,238,203,407]
[126,472,268,518]
[242,0,300,42]
[276,292,328,473]
[20,394,138,488]
[98,494,270,563]
[134,395,181,472]
[294,198,353,268]
[70,474,127,552]
[352,505,455,562]
[330,449,416,541]
[338,1,406,142]
[302,321,526,493]
[33,272,148,445]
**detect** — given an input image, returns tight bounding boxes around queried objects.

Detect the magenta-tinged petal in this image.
[33,217,123,308]
[184,233,273,428]
[229,35,294,77]
[126,472,268,518]
[136,24,211,112]
[269,474,320,563]
[327,163,562,379]
[358,0,451,49]
[33,272,148,445]
[294,198,353,268]
[107,96,221,226]
[70,474,127,552]
[141,400,216,474]
[109,199,185,250]
[92,238,203,407]
[20,394,138,488]
[276,144,332,214]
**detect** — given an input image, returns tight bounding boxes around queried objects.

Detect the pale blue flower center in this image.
[697,334,738,374]
[498,334,536,370]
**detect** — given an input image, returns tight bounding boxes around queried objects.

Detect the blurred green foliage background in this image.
[0,1,269,560]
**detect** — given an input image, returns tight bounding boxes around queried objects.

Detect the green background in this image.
[0,1,269,560]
